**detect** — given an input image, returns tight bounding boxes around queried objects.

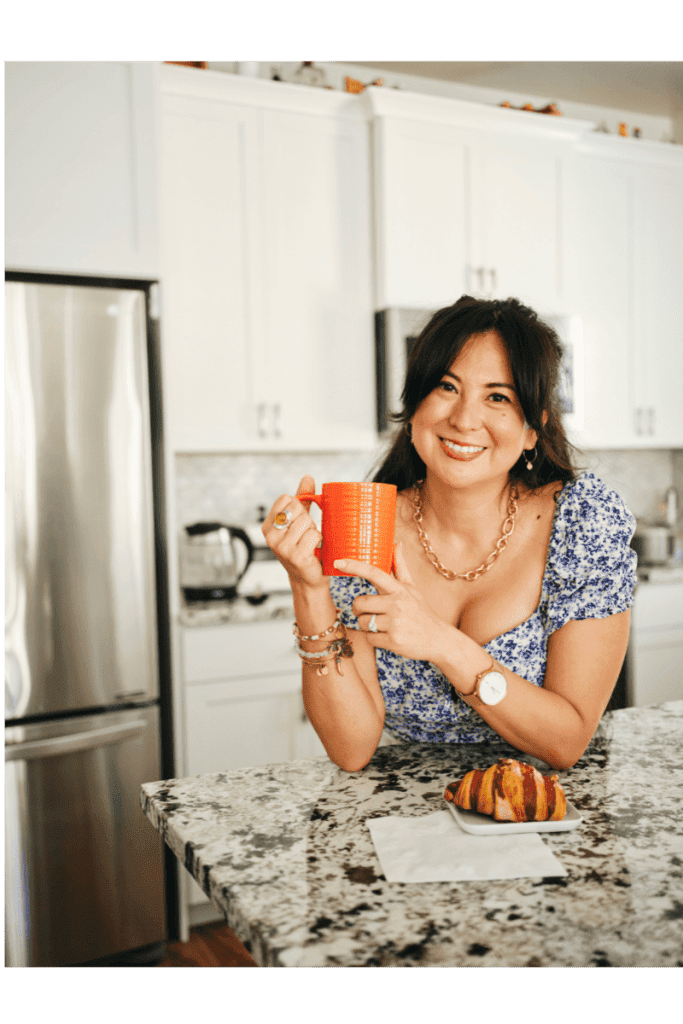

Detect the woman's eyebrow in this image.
[443,371,516,391]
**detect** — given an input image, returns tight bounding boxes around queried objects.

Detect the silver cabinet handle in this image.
[635,408,643,435]
[272,403,281,439]
[489,268,497,294]
[257,402,268,438]
[476,267,486,293]
[648,408,656,435]
[5,719,148,762]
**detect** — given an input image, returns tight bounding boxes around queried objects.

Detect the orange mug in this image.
[297,482,397,577]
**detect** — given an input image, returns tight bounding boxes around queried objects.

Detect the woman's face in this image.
[410,330,539,490]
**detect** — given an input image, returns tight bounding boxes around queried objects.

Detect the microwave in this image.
[374,307,583,438]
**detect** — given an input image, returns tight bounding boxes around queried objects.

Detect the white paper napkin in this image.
[367,811,567,883]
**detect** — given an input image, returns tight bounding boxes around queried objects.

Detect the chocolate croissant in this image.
[444,758,567,822]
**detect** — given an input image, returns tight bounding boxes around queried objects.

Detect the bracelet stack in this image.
[293,609,354,676]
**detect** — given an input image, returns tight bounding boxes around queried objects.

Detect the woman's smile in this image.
[439,437,487,460]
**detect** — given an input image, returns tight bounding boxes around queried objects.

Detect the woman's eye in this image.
[437,380,456,393]
[489,392,511,404]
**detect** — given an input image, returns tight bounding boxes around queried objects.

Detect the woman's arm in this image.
[340,546,630,771]
[431,611,630,770]
[262,477,386,771]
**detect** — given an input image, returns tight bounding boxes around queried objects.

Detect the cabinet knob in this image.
[489,268,497,295]
[272,403,282,439]
[648,408,656,436]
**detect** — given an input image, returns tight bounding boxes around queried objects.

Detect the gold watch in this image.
[459,656,508,707]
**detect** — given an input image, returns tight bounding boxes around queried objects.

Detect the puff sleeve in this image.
[328,575,377,630]
[542,472,637,637]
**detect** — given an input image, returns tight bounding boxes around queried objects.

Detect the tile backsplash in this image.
[175,447,682,530]
[175,448,388,528]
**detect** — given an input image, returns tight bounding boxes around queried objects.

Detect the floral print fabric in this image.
[328,472,637,744]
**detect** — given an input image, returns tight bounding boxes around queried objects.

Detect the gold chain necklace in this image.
[412,481,518,581]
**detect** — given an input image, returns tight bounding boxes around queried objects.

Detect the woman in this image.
[263,296,637,773]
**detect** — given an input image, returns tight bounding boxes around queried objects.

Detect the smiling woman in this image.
[262,296,637,774]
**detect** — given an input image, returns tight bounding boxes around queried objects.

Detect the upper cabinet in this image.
[563,136,683,449]
[367,88,683,449]
[5,62,159,279]
[159,67,376,452]
[367,88,590,318]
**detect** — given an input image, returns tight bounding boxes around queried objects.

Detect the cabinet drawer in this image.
[182,620,300,683]
[632,583,683,634]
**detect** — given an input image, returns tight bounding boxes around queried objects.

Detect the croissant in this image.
[444,758,567,822]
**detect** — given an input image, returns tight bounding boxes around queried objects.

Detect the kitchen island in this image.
[141,701,683,967]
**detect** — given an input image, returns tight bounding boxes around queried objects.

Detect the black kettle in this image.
[180,522,254,602]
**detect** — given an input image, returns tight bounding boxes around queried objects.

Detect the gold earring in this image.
[524,447,537,471]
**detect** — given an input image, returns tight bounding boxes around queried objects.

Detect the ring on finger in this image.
[367,613,379,633]
[273,509,293,530]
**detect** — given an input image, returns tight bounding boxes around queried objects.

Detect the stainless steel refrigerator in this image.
[5,274,174,967]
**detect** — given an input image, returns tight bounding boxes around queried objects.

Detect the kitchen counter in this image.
[178,592,295,627]
[141,701,683,967]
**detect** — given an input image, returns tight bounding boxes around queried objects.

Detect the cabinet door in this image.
[562,152,636,448]
[260,109,376,449]
[5,62,158,279]
[185,681,296,776]
[634,163,683,446]
[373,117,474,309]
[476,134,562,315]
[159,92,266,452]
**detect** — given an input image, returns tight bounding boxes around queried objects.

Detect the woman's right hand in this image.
[262,475,326,590]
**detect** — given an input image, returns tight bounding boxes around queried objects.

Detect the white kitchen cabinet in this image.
[260,108,376,449]
[632,161,683,446]
[563,138,683,449]
[367,87,590,316]
[159,65,376,453]
[159,89,267,451]
[474,133,564,315]
[180,618,326,911]
[626,582,683,707]
[5,62,158,279]
[562,150,634,448]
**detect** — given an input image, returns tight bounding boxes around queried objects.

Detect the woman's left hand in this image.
[337,543,452,662]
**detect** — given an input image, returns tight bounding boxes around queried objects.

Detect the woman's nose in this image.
[448,392,481,431]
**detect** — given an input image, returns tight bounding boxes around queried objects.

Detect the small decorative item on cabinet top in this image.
[164,61,207,69]
[500,100,562,116]
[345,75,384,94]
[289,62,330,88]
[618,122,628,137]
[633,127,642,138]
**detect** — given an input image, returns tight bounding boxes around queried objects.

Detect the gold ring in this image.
[273,509,293,530]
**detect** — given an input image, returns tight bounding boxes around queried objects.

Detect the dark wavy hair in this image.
[372,295,580,492]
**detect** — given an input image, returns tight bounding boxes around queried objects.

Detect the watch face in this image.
[479,670,507,705]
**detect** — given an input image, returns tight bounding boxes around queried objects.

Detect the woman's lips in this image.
[439,437,487,461]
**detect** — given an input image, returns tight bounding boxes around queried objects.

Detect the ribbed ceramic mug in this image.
[297,482,397,577]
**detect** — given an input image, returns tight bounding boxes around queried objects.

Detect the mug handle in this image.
[297,493,323,562]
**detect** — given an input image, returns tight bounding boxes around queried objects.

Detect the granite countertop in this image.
[178,592,295,627]
[141,701,683,967]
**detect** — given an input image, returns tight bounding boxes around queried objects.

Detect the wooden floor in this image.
[156,922,259,967]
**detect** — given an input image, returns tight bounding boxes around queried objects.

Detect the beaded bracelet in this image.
[292,610,342,642]
[295,623,354,676]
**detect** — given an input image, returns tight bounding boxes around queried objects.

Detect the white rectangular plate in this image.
[446,799,582,835]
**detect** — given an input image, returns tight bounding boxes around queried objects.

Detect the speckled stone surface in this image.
[141,701,683,967]
[178,593,295,627]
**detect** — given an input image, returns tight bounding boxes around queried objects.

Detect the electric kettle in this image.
[180,522,254,602]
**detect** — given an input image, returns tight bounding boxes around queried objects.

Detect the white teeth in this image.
[441,438,485,454]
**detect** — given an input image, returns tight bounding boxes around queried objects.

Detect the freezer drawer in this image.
[5,705,166,967]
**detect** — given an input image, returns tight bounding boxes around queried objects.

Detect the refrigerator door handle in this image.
[5,719,149,762]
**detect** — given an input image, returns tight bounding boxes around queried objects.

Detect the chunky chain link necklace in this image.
[412,480,519,581]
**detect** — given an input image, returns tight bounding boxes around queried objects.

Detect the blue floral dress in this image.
[328,472,637,744]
